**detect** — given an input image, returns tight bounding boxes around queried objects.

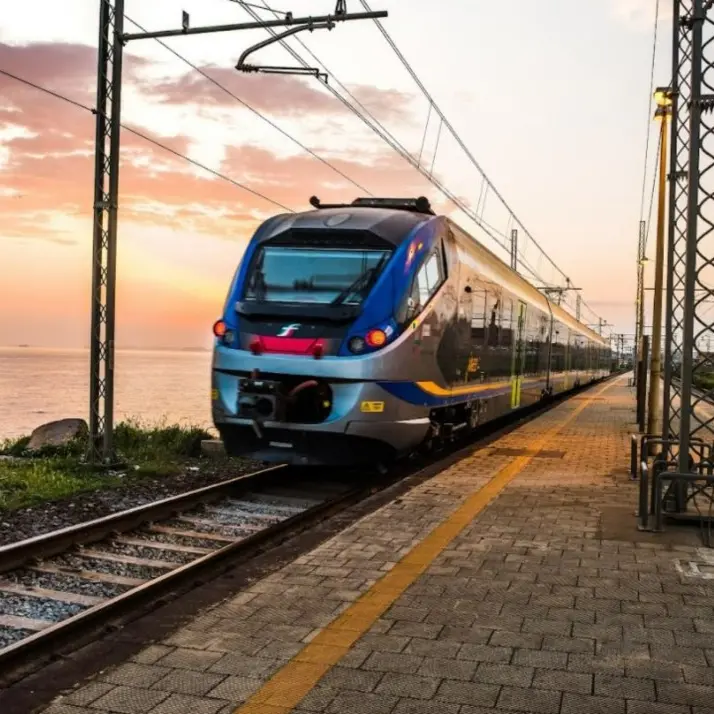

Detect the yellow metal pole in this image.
[647,108,669,440]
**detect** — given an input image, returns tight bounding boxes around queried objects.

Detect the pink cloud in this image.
[137,65,415,123]
[0,40,437,248]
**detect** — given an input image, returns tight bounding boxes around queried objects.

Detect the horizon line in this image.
[0,345,212,352]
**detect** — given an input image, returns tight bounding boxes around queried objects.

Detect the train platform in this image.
[40,374,714,714]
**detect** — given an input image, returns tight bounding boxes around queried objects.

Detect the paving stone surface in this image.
[40,377,714,714]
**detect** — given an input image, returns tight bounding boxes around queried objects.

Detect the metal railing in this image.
[632,433,714,533]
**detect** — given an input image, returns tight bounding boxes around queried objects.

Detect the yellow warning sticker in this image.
[211,388,219,400]
[360,401,385,413]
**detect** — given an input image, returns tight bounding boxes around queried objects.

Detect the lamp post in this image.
[646,86,673,443]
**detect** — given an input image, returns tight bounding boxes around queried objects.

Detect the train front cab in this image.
[211,205,444,466]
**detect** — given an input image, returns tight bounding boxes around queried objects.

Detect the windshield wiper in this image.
[330,254,389,306]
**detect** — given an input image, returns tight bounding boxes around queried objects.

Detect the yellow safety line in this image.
[233,376,624,714]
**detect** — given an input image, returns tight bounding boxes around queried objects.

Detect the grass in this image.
[0,419,213,511]
[694,372,714,391]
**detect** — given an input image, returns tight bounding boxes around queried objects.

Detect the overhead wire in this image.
[358,0,570,285]
[359,0,621,326]
[236,0,545,277]
[0,67,293,212]
[241,0,602,323]
[229,0,288,13]
[639,0,661,225]
[123,14,374,196]
[644,126,663,256]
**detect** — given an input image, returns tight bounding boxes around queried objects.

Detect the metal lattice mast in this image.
[88,0,125,465]
[665,0,695,447]
[662,0,688,442]
[677,0,713,470]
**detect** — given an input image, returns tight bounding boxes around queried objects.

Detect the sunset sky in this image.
[0,0,668,349]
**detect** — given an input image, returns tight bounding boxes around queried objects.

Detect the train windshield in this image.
[244,246,391,305]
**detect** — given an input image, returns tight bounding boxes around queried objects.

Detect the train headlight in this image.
[213,320,227,337]
[348,336,366,353]
[365,329,387,348]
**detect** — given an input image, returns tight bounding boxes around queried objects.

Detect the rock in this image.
[201,439,226,458]
[27,418,88,451]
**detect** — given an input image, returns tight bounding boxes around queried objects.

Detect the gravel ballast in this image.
[0,626,33,648]
[0,593,85,622]
[0,457,266,546]
[4,570,132,598]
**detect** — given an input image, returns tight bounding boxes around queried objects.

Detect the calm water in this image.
[0,347,214,440]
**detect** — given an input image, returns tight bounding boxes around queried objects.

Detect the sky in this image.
[0,0,670,349]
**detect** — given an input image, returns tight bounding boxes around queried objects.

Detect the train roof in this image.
[256,197,432,247]
[447,219,607,345]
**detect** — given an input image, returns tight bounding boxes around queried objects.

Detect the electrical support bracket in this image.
[236,22,334,82]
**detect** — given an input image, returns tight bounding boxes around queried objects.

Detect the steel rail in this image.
[0,471,369,671]
[0,464,287,574]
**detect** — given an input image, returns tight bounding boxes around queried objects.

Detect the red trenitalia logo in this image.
[277,323,301,337]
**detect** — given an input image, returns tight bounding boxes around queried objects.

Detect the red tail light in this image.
[213,320,227,337]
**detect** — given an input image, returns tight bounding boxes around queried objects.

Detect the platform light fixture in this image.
[654,86,673,108]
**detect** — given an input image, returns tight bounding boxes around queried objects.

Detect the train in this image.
[211,196,611,466]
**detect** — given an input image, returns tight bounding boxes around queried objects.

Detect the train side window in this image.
[470,286,487,347]
[500,298,513,347]
[424,252,443,291]
[439,240,448,278]
[486,290,500,347]
[397,246,445,327]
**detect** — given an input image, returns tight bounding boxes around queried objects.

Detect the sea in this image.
[0,347,215,441]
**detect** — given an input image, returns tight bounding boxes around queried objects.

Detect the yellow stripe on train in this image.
[417,377,538,399]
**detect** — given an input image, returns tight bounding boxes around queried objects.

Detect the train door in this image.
[563,330,571,390]
[510,301,527,408]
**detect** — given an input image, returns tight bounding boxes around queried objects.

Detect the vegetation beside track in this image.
[0,419,215,511]
[694,371,714,391]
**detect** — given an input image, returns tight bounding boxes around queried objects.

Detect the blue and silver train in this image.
[211,196,611,466]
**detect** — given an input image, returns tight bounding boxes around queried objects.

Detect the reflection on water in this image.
[0,347,214,440]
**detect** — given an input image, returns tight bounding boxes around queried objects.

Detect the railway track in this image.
[0,464,369,669]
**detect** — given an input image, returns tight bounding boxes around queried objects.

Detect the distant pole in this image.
[576,294,581,322]
[635,219,646,386]
[647,93,671,442]
[510,229,518,271]
[620,334,625,363]
[638,335,650,432]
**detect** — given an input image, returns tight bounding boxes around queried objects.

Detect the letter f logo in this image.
[277,323,301,337]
